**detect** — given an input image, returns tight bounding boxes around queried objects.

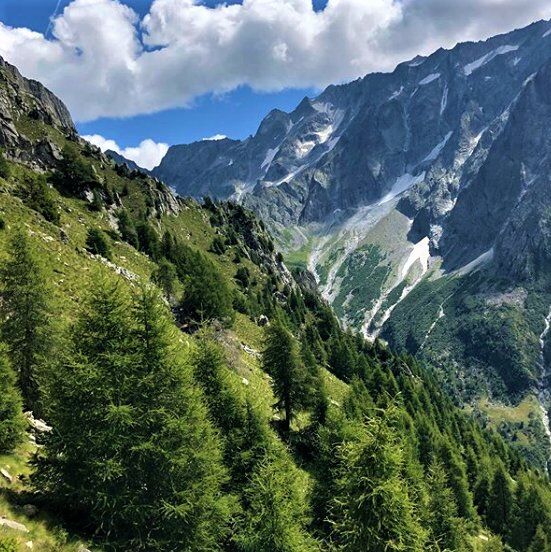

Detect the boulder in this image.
[0,517,29,533]
[0,468,13,484]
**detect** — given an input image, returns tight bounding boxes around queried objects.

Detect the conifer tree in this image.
[0,229,53,410]
[329,409,427,552]
[174,244,234,326]
[486,463,514,536]
[426,460,470,552]
[262,320,309,434]
[0,345,25,453]
[438,441,477,522]
[35,278,230,550]
[235,451,318,552]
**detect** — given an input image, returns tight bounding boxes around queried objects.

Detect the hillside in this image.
[0,56,550,552]
[152,19,551,466]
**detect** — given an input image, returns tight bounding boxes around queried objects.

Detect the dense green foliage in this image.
[0,229,53,411]
[34,280,230,550]
[0,134,550,551]
[85,227,112,259]
[0,345,25,453]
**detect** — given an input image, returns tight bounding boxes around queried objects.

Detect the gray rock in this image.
[0,516,29,533]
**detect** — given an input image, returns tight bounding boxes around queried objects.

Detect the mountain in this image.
[154,20,551,453]
[105,149,147,173]
[5,50,551,552]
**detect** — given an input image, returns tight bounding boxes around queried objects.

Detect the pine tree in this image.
[486,463,514,536]
[174,244,234,326]
[235,451,318,552]
[0,229,53,410]
[438,441,477,522]
[151,258,178,302]
[35,278,230,550]
[329,409,427,552]
[85,227,112,259]
[262,320,309,434]
[509,474,551,551]
[426,460,470,551]
[0,346,25,453]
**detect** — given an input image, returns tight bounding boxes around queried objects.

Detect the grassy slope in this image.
[0,150,350,549]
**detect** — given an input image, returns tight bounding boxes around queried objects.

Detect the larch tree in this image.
[262,320,309,435]
[0,229,53,411]
[34,277,230,550]
[0,345,25,453]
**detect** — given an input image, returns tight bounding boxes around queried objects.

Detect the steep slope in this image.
[152,19,551,464]
[2,52,551,552]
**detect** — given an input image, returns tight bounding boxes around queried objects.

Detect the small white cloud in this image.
[202,134,228,141]
[83,134,168,170]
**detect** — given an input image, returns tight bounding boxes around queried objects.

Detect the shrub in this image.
[85,228,112,259]
[21,175,60,225]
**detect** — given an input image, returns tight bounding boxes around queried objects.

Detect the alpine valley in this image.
[152,19,551,469]
[2,9,551,552]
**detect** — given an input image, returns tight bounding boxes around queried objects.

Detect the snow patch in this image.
[364,237,431,340]
[463,44,519,76]
[401,237,430,280]
[423,131,453,163]
[454,248,494,276]
[261,147,279,170]
[440,84,448,115]
[378,172,426,205]
[419,73,440,86]
[316,124,334,144]
[389,86,404,100]
[543,28,551,38]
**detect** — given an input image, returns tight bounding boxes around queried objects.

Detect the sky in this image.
[1,0,551,169]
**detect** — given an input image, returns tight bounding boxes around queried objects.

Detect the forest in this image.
[0,139,550,552]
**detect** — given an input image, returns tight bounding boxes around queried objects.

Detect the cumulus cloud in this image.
[1,0,550,121]
[83,134,168,170]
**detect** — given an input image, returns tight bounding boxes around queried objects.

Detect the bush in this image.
[0,217,5,231]
[85,228,112,259]
[21,175,60,225]
[211,236,226,255]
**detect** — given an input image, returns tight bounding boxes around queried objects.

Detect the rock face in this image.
[155,21,551,247]
[105,150,146,173]
[0,55,75,168]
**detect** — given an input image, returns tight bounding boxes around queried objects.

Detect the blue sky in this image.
[1,0,550,168]
[0,0,324,148]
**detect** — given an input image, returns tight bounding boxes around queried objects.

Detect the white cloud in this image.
[202,134,228,141]
[83,134,168,170]
[1,0,550,122]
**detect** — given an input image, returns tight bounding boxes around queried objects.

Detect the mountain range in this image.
[151,20,551,448]
[1,18,551,550]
